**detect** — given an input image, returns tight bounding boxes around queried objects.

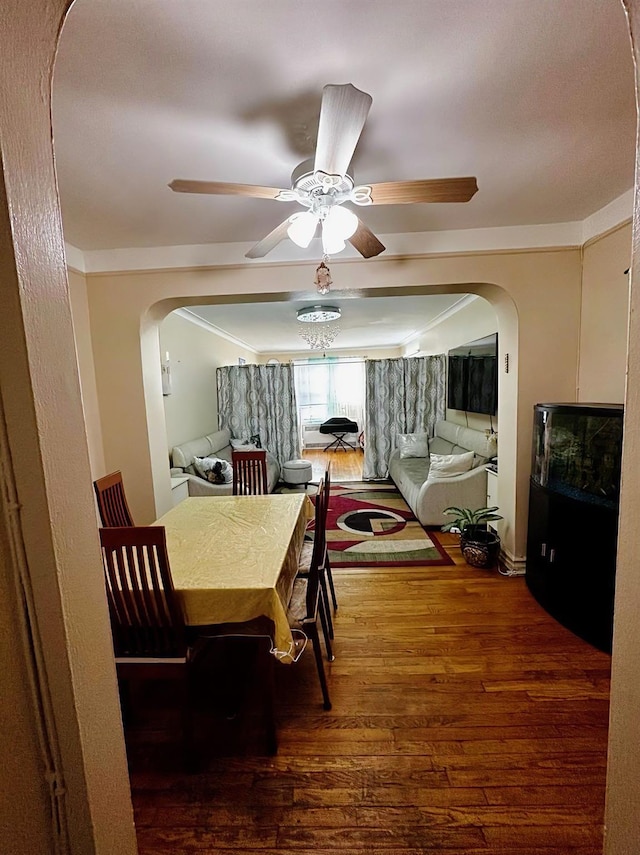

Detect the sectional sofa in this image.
[388,420,497,527]
[170,428,281,496]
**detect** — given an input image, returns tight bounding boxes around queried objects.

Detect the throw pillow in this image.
[397,432,430,459]
[427,450,475,479]
[193,456,233,484]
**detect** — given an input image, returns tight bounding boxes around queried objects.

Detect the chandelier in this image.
[297,305,341,350]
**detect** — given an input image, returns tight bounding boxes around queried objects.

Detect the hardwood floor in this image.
[129,463,611,854]
[301,447,363,482]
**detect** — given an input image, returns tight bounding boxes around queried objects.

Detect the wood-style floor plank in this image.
[129,450,610,854]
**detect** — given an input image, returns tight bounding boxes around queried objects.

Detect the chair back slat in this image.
[305,480,327,618]
[100,526,186,658]
[232,449,268,495]
[320,461,338,613]
[322,462,332,530]
[94,471,134,527]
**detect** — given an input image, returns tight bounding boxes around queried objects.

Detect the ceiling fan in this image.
[169,83,478,260]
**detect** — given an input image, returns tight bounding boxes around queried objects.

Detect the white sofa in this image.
[388,420,497,527]
[170,428,281,496]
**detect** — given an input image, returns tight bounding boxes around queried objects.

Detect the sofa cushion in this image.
[397,432,430,459]
[428,436,457,456]
[434,420,496,459]
[388,454,431,514]
[171,428,232,470]
[427,450,475,479]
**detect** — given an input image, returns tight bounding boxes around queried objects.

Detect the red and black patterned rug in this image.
[309,481,453,568]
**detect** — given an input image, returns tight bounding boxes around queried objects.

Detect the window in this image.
[294,358,365,427]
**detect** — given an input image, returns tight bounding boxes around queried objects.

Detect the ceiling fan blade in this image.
[169,179,285,199]
[245,218,292,259]
[314,83,373,177]
[368,177,478,205]
[348,219,385,258]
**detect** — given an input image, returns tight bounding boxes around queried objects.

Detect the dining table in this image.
[153,492,310,661]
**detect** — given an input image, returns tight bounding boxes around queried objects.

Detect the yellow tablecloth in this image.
[154,494,308,660]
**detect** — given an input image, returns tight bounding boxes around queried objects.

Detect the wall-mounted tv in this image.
[447,333,498,416]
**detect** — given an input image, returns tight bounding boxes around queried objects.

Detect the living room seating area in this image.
[170,428,281,496]
[388,419,497,527]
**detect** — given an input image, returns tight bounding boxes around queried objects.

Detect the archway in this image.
[140,281,520,553]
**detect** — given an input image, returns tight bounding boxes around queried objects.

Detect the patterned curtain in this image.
[216,364,300,466]
[363,355,446,479]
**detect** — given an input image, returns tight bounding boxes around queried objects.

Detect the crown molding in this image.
[174,308,259,354]
[65,187,634,274]
[398,295,479,349]
[64,242,86,273]
[581,188,633,244]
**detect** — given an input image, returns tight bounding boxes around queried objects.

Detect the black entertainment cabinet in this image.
[525,402,623,653]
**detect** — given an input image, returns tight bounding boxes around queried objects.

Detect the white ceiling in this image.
[52,0,637,350]
[181,293,472,354]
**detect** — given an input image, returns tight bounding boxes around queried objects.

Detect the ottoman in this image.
[283,458,313,486]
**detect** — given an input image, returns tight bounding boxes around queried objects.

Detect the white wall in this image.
[159,311,256,451]
[67,268,106,478]
[578,222,631,403]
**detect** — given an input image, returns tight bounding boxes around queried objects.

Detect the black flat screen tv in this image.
[447,333,498,416]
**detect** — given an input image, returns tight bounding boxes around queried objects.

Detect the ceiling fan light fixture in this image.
[326,205,358,238]
[321,227,345,255]
[321,205,358,254]
[287,211,318,248]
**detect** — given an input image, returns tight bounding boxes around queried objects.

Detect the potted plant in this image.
[441,506,503,569]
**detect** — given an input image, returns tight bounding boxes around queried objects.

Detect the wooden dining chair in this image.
[232,449,268,495]
[286,480,333,710]
[99,525,202,770]
[321,463,339,613]
[298,464,337,641]
[93,470,134,527]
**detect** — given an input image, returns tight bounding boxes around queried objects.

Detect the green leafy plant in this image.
[441,506,503,533]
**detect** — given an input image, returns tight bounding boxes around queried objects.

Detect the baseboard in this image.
[498,547,526,577]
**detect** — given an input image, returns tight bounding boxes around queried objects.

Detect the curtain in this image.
[216,364,300,466]
[363,355,446,479]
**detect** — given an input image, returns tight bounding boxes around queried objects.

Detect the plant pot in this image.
[460,526,501,569]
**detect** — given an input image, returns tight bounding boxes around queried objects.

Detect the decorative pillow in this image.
[427,450,475,479]
[397,432,430,459]
[193,456,233,484]
[249,433,262,449]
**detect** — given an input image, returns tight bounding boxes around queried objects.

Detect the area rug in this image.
[310,481,453,568]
